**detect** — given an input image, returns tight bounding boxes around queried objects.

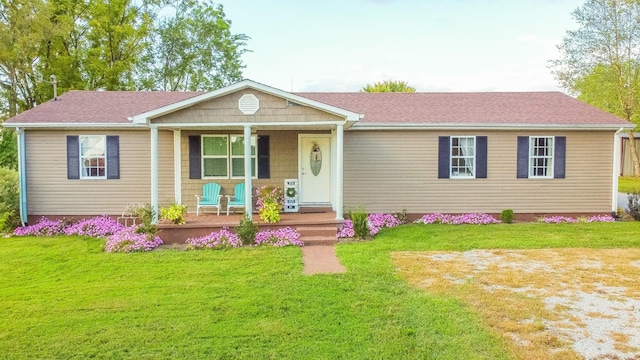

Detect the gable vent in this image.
[239,94,259,115]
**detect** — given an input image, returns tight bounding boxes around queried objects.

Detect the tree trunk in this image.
[628,130,640,177]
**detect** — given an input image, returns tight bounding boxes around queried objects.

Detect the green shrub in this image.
[160,202,187,225]
[500,209,514,224]
[350,208,369,240]
[235,213,258,245]
[0,167,20,232]
[256,185,283,223]
[131,203,157,235]
[394,209,408,224]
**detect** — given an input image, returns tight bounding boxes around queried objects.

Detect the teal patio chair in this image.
[226,183,246,216]
[195,183,223,215]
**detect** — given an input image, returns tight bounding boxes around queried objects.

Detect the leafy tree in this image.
[141,0,248,91]
[0,0,55,116]
[0,128,17,169]
[361,80,416,93]
[551,0,640,176]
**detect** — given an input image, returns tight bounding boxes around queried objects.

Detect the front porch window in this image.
[202,135,228,177]
[230,135,256,177]
[202,135,257,179]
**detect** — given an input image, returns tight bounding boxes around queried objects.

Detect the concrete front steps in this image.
[296,225,339,246]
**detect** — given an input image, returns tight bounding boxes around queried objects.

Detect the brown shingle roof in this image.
[5,88,631,127]
[5,90,203,124]
[296,92,630,126]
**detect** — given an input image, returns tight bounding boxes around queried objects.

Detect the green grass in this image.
[2,222,640,359]
[619,176,640,193]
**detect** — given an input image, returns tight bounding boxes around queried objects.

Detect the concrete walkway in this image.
[301,246,346,275]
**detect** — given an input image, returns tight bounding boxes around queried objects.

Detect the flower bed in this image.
[64,216,125,237]
[538,215,616,224]
[13,217,67,236]
[104,227,164,253]
[415,213,500,225]
[337,213,403,239]
[186,227,242,249]
[14,216,163,253]
[255,227,303,247]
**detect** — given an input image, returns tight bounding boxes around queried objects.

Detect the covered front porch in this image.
[134,80,362,225]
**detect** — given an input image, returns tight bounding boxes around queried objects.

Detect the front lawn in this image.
[1,222,640,359]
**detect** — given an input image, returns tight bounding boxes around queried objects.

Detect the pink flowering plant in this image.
[63,216,125,237]
[186,227,242,249]
[13,217,68,236]
[537,215,615,224]
[256,185,283,223]
[367,213,403,236]
[104,227,164,253]
[415,213,500,225]
[337,213,403,239]
[337,220,355,238]
[255,227,303,247]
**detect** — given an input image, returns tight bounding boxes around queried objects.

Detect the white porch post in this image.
[335,123,344,220]
[16,128,27,225]
[151,127,159,223]
[173,129,182,204]
[613,128,623,214]
[244,124,253,219]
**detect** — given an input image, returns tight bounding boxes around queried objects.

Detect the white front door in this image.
[299,135,332,204]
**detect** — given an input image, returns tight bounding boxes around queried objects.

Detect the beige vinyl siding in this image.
[181,130,321,213]
[25,129,174,215]
[344,130,614,214]
[153,90,343,124]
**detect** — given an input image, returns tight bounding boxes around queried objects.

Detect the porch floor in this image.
[157,211,342,245]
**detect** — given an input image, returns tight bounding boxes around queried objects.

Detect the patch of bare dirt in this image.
[393,249,640,360]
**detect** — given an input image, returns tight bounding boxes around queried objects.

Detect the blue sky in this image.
[218,0,584,92]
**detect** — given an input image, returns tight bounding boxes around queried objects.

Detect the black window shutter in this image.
[67,136,80,179]
[257,135,270,179]
[517,136,529,179]
[554,136,566,179]
[189,135,201,179]
[106,136,120,179]
[438,136,450,179]
[476,136,488,179]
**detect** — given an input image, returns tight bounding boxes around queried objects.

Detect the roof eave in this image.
[2,122,149,129]
[129,79,363,124]
[350,122,635,131]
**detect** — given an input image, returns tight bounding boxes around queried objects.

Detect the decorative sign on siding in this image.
[310,142,322,176]
[238,94,259,115]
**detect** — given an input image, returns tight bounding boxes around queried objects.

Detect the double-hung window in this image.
[438,136,487,179]
[80,135,106,179]
[529,136,554,178]
[450,136,476,178]
[202,135,229,177]
[517,135,565,179]
[202,135,256,179]
[67,135,119,180]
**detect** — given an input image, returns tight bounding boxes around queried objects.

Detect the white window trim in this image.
[450,136,476,179]
[79,135,107,180]
[201,134,257,179]
[528,136,554,179]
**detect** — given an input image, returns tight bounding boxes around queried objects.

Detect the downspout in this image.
[612,127,624,216]
[16,128,27,225]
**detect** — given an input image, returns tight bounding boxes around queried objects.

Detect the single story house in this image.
[3,79,633,224]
